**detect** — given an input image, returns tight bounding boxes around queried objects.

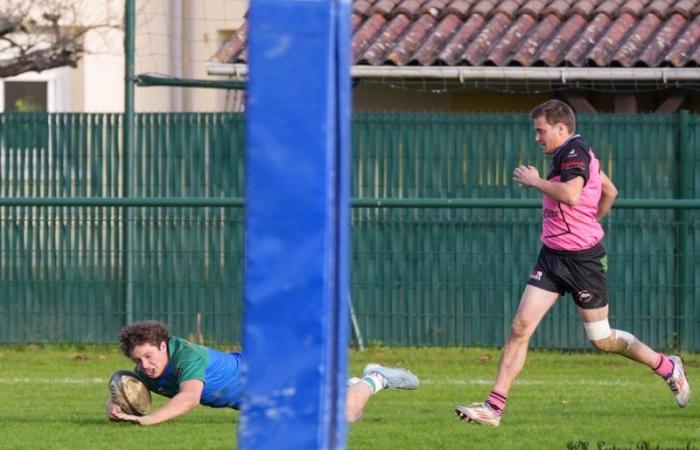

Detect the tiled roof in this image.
[213,0,700,68]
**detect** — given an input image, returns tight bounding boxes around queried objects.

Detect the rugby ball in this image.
[109,370,152,416]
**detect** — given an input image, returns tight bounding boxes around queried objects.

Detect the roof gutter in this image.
[207,63,700,83]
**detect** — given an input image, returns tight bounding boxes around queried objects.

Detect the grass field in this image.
[0,345,697,450]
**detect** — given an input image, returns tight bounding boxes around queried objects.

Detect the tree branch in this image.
[0,0,119,78]
[0,41,82,77]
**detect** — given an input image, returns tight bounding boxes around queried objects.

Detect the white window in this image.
[0,67,70,112]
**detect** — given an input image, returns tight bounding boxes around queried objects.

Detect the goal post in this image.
[240,0,352,449]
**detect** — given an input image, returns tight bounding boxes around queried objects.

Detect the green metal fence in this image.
[0,113,246,343]
[0,112,697,350]
[351,113,699,350]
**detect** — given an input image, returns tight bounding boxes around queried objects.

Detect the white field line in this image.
[0,377,649,387]
[421,378,650,387]
[0,377,106,384]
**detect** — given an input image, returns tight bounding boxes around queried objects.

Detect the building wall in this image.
[354,85,552,113]
[0,0,248,113]
[352,85,452,112]
[354,84,700,114]
[130,0,247,112]
[80,21,124,112]
[450,92,551,113]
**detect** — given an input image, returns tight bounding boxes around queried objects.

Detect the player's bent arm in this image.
[138,379,204,426]
[532,176,584,206]
[596,170,618,221]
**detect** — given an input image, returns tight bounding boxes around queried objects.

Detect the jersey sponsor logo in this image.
[576,290,593,304]
[561,161,585,169]
[566,148,577,158]
[529,270,543,281]
[543,208,559,219]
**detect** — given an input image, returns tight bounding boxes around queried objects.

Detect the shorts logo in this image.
[577,290,592,304]
[529,270,543,281]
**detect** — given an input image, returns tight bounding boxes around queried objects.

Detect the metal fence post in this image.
[677,109,691,350]
[676,109,693,349]
[123,0,135,324]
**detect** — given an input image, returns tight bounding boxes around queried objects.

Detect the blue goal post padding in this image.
[240,0,352,449]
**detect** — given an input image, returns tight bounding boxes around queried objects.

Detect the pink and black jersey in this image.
[541,135,604,251]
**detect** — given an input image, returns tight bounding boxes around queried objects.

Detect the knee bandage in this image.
[583,319,636,354]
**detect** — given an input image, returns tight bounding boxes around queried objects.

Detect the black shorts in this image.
[526,242,609,309]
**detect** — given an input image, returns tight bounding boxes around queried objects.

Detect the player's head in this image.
[119,321,171,379]
[529,99,575,154]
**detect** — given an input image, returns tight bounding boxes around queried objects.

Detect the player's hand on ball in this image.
[106,396,131,422]
[113,410,150,425]
[107,402,125,422]
[513,165,540,187]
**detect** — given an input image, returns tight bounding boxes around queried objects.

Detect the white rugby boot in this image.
[362,363,419,390]
[455,402,501,427]
[666,355,691,408]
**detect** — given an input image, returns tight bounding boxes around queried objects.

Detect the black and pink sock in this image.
[485,390,507,416]
[652,354,674,379]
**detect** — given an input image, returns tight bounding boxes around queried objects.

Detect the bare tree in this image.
[0,0,119,78]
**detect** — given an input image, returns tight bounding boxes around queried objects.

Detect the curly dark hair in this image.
[119,321,170,357]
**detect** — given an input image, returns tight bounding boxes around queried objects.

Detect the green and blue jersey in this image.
[136,336,243,409]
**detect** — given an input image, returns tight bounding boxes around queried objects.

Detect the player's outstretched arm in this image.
[113,379,204,426]
[596,170,618,221]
